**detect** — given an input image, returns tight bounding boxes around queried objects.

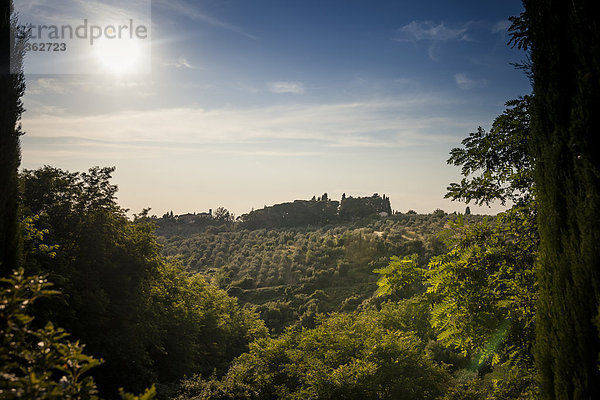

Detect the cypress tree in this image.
[0,0,25,273]
[521,0,600,398]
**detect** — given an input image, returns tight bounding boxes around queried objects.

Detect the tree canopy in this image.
[18,166,267,396]
[446,96,532,207]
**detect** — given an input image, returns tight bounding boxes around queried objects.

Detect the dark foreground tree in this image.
[20,166,267,396]
[517,1,600,398]
[0,0,25,272]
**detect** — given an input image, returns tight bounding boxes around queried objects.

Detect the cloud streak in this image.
[268,81,305,95]
[396,21,470,42]
[27,78,69,95]
[22,96,475,161]
[492,20,512,34]
[154,0,256,39]
[165,57,197,69]
[454,73,487,90]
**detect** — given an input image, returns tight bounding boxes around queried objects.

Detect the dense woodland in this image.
[2,1,600,399]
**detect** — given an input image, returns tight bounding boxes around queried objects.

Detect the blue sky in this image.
[19,0,530,217]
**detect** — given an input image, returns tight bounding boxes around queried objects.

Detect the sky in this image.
[18,0,531,217]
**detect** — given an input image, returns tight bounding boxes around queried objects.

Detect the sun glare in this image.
[95,38,141,74]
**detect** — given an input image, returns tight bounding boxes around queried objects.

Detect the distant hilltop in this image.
[239,193,392,229]
[158,193,393,232]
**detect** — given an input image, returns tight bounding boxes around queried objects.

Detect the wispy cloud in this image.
[268,81,305,95]
[492,20,512,34]
[455,73,487,90]
[27,78,68,95]
[23,76,156,108]
[165,57,197,69]
[395,20,474,62]
[155,0,256,40]
[22,95,474,160]
[396,21,470,42]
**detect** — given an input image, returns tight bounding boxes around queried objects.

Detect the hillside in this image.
[157,207,488,333]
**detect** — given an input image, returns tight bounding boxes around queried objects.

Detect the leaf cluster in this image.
[0,269,100,399]
[446,97,533,206]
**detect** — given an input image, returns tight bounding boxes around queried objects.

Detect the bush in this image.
[0,269,101,399]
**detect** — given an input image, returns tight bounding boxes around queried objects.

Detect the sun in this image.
[95,37,141,74]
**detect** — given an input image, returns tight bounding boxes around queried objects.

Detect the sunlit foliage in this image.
[176,304,448,400]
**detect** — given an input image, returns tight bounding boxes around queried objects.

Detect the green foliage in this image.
[119,385,157,400]
[20,166,268,396]
[446,96,532,206]
[439,365,538,400]
[21,215,58,267]
[373,255,424,297]
[240,198,340,229]
[160,212,468,332]
[434,92,539,397]
[426,207,538,368]
[0,269,157,399]
[439,381,487,400]
[0,269,101,399]
[339,193,392,220]
[21,166,161,394]
[374,206,538,398]
[176,305,448,400]
[154,211,231,238]
[213,207,234,222]
[146,263,268,383]
[234,193,392,230]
